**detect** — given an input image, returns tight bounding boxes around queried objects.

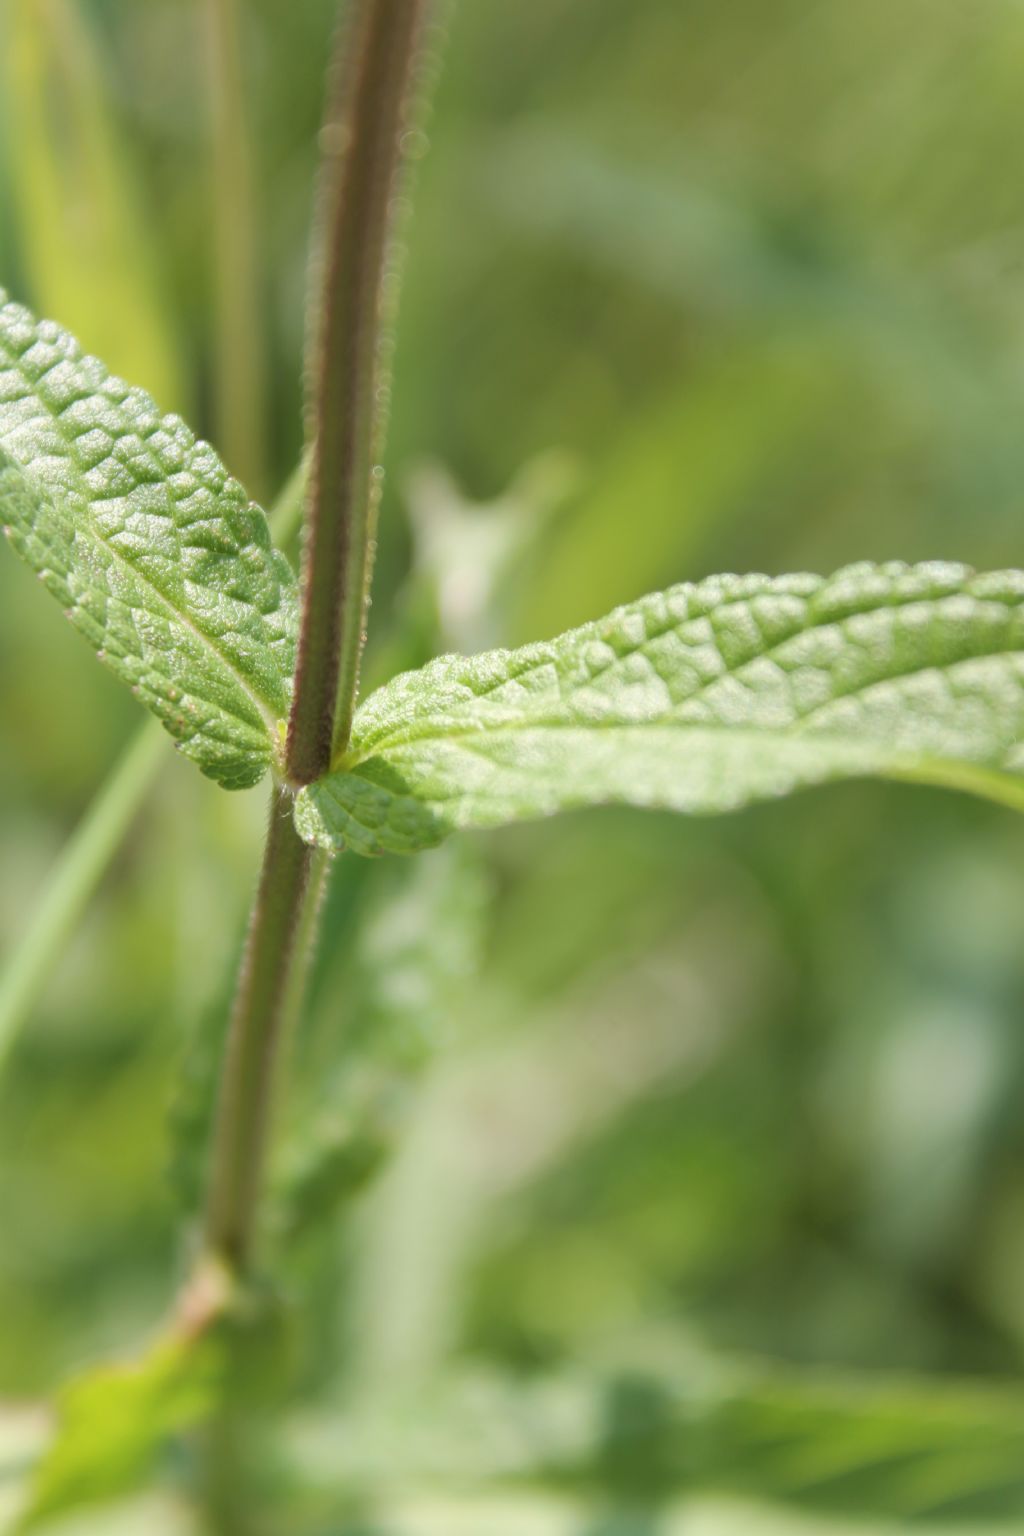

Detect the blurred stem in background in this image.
[267,452,310,557]
[204,0,269,500]
[4,0,185,410]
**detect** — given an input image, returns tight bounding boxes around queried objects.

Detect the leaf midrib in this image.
[327,725,1024,833]
[345,646,1024,768]
[70,509,277,735]
[339,718,1024,801]
[347,586,1024,763]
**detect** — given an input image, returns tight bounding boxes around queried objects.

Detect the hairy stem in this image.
[286,0,434,784]
[202,0,443,1279]
[203,788,315,1269]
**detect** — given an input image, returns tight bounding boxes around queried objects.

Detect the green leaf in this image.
[295,562,1024,855]
[17,1332,220,1532]
[0,291,298,789]
[281,1361,1024,1527]
[697,1374,1024,1523]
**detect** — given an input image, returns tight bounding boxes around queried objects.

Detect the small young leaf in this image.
[0,292,298,789]
[17,1332,220,1532]
[296,562,1024,855]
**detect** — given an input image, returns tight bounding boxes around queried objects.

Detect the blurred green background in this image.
[3,0,1024,1531]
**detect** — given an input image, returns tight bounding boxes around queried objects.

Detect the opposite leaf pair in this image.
[4,290,1024,856]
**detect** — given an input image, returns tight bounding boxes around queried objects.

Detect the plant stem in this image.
[0,719,165,1076]
[286,0,434,784]
[202,787,315,1269]
[202,0,443,1279]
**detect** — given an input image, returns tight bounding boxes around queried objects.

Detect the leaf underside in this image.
[296,562,1024,855]
[0,291,297,789]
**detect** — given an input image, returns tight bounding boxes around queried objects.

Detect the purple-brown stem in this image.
[286,0,434,785]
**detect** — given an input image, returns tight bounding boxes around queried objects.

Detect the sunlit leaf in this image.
[0,292,297,789]
[296,562,1024,855]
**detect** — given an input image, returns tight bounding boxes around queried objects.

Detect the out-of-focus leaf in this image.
[20,1494,198,1535]
[515,345,848,639]
[276,843,489,1244]
[17,1332,220,1532]
[166,937,241,1221]
[203,0,269,498]
[313,1495,1001,1536]
[0,292,298,789]
[697,1375,1024,1523]
[296,562,1024,856]
[404,453,577,655]
[3,0,183,411]
[281,1361,1024,1526]
[0,1407,48,1532]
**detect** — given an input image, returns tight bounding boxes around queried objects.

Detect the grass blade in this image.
[0,720,165,1075]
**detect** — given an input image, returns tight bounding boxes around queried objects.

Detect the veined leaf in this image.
[0,292,298,789]
[296,562,1024,855]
